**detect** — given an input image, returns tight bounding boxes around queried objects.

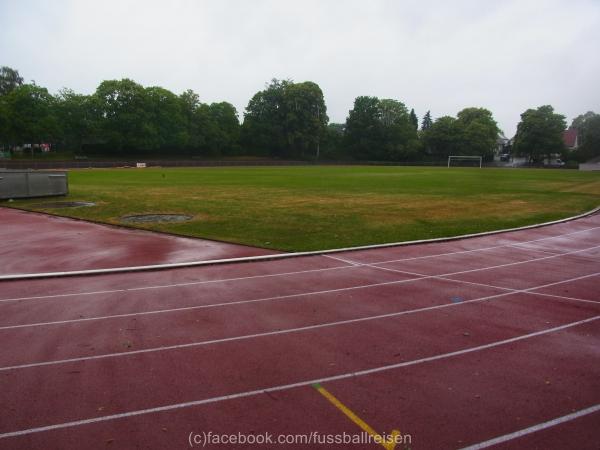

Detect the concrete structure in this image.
[0,170,68,200]
[580,156,600,171]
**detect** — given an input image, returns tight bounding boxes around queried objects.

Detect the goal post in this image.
[447,155,482,168]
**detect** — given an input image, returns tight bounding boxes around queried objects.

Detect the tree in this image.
[320,123,345,159]
[379,99,409,126]
[420,107,499,160]
[571,111,598,148]
[179,89,204,151]
[513,105,566,163]
[242,79,327,158]
[3,84,60,151]
[577,113,600,160]
[456,107,499,160]
[421,110,432,131]
[0,95,8,146]
[242,79,289,156]
[0,74,252,158]
[0,66,24,96]
[379,99,420,160]
[344,96,383,160]
[571,111,596,130]
[94,79,153,152]
[283,81,328,158]
[422,116,463,158]
[56,89,100,152]
[144,86,187,151]
[204,102,240,156]
[409,108,418,130]
[344,96,419,160]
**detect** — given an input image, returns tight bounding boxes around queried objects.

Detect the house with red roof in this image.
[563,128,579,150]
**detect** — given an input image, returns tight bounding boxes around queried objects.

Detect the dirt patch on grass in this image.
[120,214,193,224]
[32,201,96,208]
[558,180,600,195]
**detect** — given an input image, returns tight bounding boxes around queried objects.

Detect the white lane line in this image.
[412,264,600,307]
[3,270,599,371]
[359,255,600,306]
[0,291,513,371]
[505,244,563,255]
[447,270,600,293]
[458,404,600,450]
[373,243,600,279]
[2,243,599,330]
[0,276,426,331]
[531,292,600,304]
[2,225,598,304]
[349,225,600,266]
[323,254,361,266]
[1,316,597,439]
[340,242,600,288]
[434,273,600,306]
[0,263,353,304]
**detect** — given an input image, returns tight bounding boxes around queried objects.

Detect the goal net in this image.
[447,155,482,168]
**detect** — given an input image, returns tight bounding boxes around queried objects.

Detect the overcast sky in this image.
[1,0,599,136]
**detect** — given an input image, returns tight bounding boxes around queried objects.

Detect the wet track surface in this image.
[0,208,273,276]
[1,207,599,449]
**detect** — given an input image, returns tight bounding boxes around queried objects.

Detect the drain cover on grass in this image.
[33,201,95,208]
[121,214,193,224]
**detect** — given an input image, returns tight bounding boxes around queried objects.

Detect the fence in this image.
[0,159,454,170]
[0,160,309,170]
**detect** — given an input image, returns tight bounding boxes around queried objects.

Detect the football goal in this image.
[447,155,482,168]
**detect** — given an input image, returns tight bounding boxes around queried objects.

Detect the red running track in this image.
[0,208,273,275]
[0,210,599,449]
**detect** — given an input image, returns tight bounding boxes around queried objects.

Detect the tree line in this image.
[1,66,598,163]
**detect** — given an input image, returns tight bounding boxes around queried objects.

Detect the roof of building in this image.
[563,128,578,148]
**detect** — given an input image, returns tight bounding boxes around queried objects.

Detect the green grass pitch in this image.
[8,166,600,251]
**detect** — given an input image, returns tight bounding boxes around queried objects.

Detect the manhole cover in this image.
[121,214,192,224]
[33,201,96,208]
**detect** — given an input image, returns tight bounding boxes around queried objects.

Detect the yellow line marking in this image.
[313,383,401,450]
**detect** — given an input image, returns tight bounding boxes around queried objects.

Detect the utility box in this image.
[0,170,69,200]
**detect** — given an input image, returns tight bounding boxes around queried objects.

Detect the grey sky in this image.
[1,0,599,136]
